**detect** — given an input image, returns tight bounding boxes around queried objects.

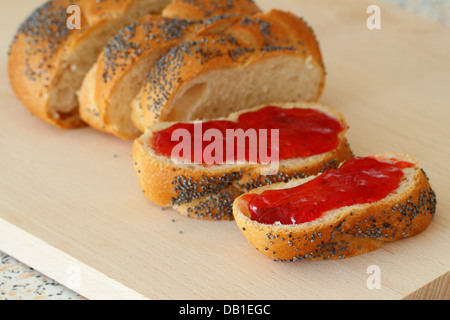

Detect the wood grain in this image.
[403,272,450,300]
[0,0,449,299]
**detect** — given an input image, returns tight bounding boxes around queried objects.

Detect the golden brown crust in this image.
[8,0,171,129]
[173,137,353,221]
[133,9,326,127]
[233,154,437,261]
[9,0,85,129]
[162,0,261,20]
[132,102,353,220]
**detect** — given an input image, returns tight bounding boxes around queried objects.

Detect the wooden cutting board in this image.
[0,0,449,300]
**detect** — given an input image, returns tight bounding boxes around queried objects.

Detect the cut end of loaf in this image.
[166,54,324,122]
[134,50,325,127]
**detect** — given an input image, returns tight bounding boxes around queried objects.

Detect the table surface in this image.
[1,0,449,300]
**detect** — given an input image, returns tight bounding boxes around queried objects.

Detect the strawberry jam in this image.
[152,106,344,164]
[243,157,414,225]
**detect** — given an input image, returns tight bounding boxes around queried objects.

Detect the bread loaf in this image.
[131,9,325,132]
[79,8,323,140]
[132,102,352,220]
[233,153,437,261]
[78,14,248,139]
[9,0,172,129]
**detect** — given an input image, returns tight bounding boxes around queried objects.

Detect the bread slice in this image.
[132,102,353,220]
[130,9,326,131]
[233,153,437,261]
[78,14,249,139]
[8,0,172,129]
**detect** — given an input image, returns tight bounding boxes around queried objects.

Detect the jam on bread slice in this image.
[132,102,353,220]
[233,153,436,261]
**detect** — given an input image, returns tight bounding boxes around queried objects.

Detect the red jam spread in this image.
[151,106,344,164]
[243,157,414,225]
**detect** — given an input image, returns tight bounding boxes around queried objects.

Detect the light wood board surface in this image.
[0,0,449,300]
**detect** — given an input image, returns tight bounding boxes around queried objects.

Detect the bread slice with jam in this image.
[233,153,437,261]
[132,101,353,220]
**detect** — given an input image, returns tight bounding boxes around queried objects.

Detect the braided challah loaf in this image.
[9,0,173,129]
[131,9,325,134]
[8,0,261,130]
